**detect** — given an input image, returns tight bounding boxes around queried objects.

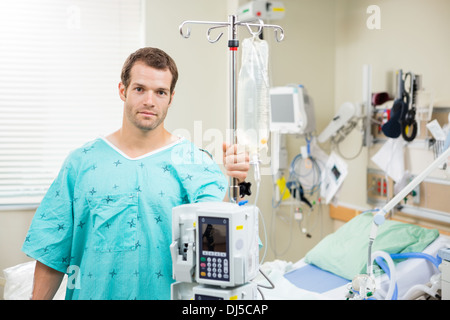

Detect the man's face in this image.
[119,61,174,132]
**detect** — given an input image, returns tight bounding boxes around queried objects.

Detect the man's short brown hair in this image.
[121,47,178,94]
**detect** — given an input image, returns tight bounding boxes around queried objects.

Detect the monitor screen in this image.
[331,165,341,180]
[270,93,295,123]
[200,219,227,253]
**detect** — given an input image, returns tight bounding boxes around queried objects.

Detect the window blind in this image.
[0,0,143,208]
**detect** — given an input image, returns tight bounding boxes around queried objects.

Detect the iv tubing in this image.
[247,153,269,264]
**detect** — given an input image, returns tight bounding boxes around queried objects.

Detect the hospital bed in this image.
[256,212,450,300]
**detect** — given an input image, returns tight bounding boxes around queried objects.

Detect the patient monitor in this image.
[171,202,259,299]
[269,85,316,135]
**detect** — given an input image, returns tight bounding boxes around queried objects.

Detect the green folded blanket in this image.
[304,212,439,280]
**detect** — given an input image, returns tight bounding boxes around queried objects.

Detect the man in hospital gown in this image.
[21,47,249,300]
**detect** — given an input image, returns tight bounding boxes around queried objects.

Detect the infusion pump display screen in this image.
[198,216,230,282]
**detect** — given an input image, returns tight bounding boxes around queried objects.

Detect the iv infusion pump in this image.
[170,202,259,299]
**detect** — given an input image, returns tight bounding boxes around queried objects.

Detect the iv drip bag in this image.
[237,37,270,156]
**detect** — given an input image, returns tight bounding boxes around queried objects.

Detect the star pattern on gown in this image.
[22,141,227,299]
[127,218,136,228]
[103,195,114,203]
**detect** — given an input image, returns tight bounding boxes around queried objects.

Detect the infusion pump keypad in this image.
[200,253,229,281]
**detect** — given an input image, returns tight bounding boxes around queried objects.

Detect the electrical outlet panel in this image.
[367,169,394,205]
[367,169,422,206]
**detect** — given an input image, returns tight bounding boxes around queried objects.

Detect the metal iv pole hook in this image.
[206,25,226,43]
[179,21,192,39]
[179,20,230,41]
[242,18,265,38]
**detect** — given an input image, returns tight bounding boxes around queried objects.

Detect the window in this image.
[0,0,144,208]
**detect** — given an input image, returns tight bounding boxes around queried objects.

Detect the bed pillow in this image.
[304,212,439,280]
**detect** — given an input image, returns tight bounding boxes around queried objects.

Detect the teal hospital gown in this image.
[22,137,227,300]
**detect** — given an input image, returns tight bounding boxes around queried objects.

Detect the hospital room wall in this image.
[145,0,230,148]
[333,0,450,214]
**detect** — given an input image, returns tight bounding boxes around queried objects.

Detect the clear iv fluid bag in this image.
[237,38,270,155]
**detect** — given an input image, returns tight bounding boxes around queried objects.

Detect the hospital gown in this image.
[22,137,227,300]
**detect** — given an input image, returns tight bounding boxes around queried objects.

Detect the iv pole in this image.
[179,15,284,203]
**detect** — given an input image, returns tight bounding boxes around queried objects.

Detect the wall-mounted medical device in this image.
[319,65,372,146]
[269,85,316,135]
[238,1,286,22]
[318,102,358,144]
[171,202,260,299]
[320,152,348,204]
